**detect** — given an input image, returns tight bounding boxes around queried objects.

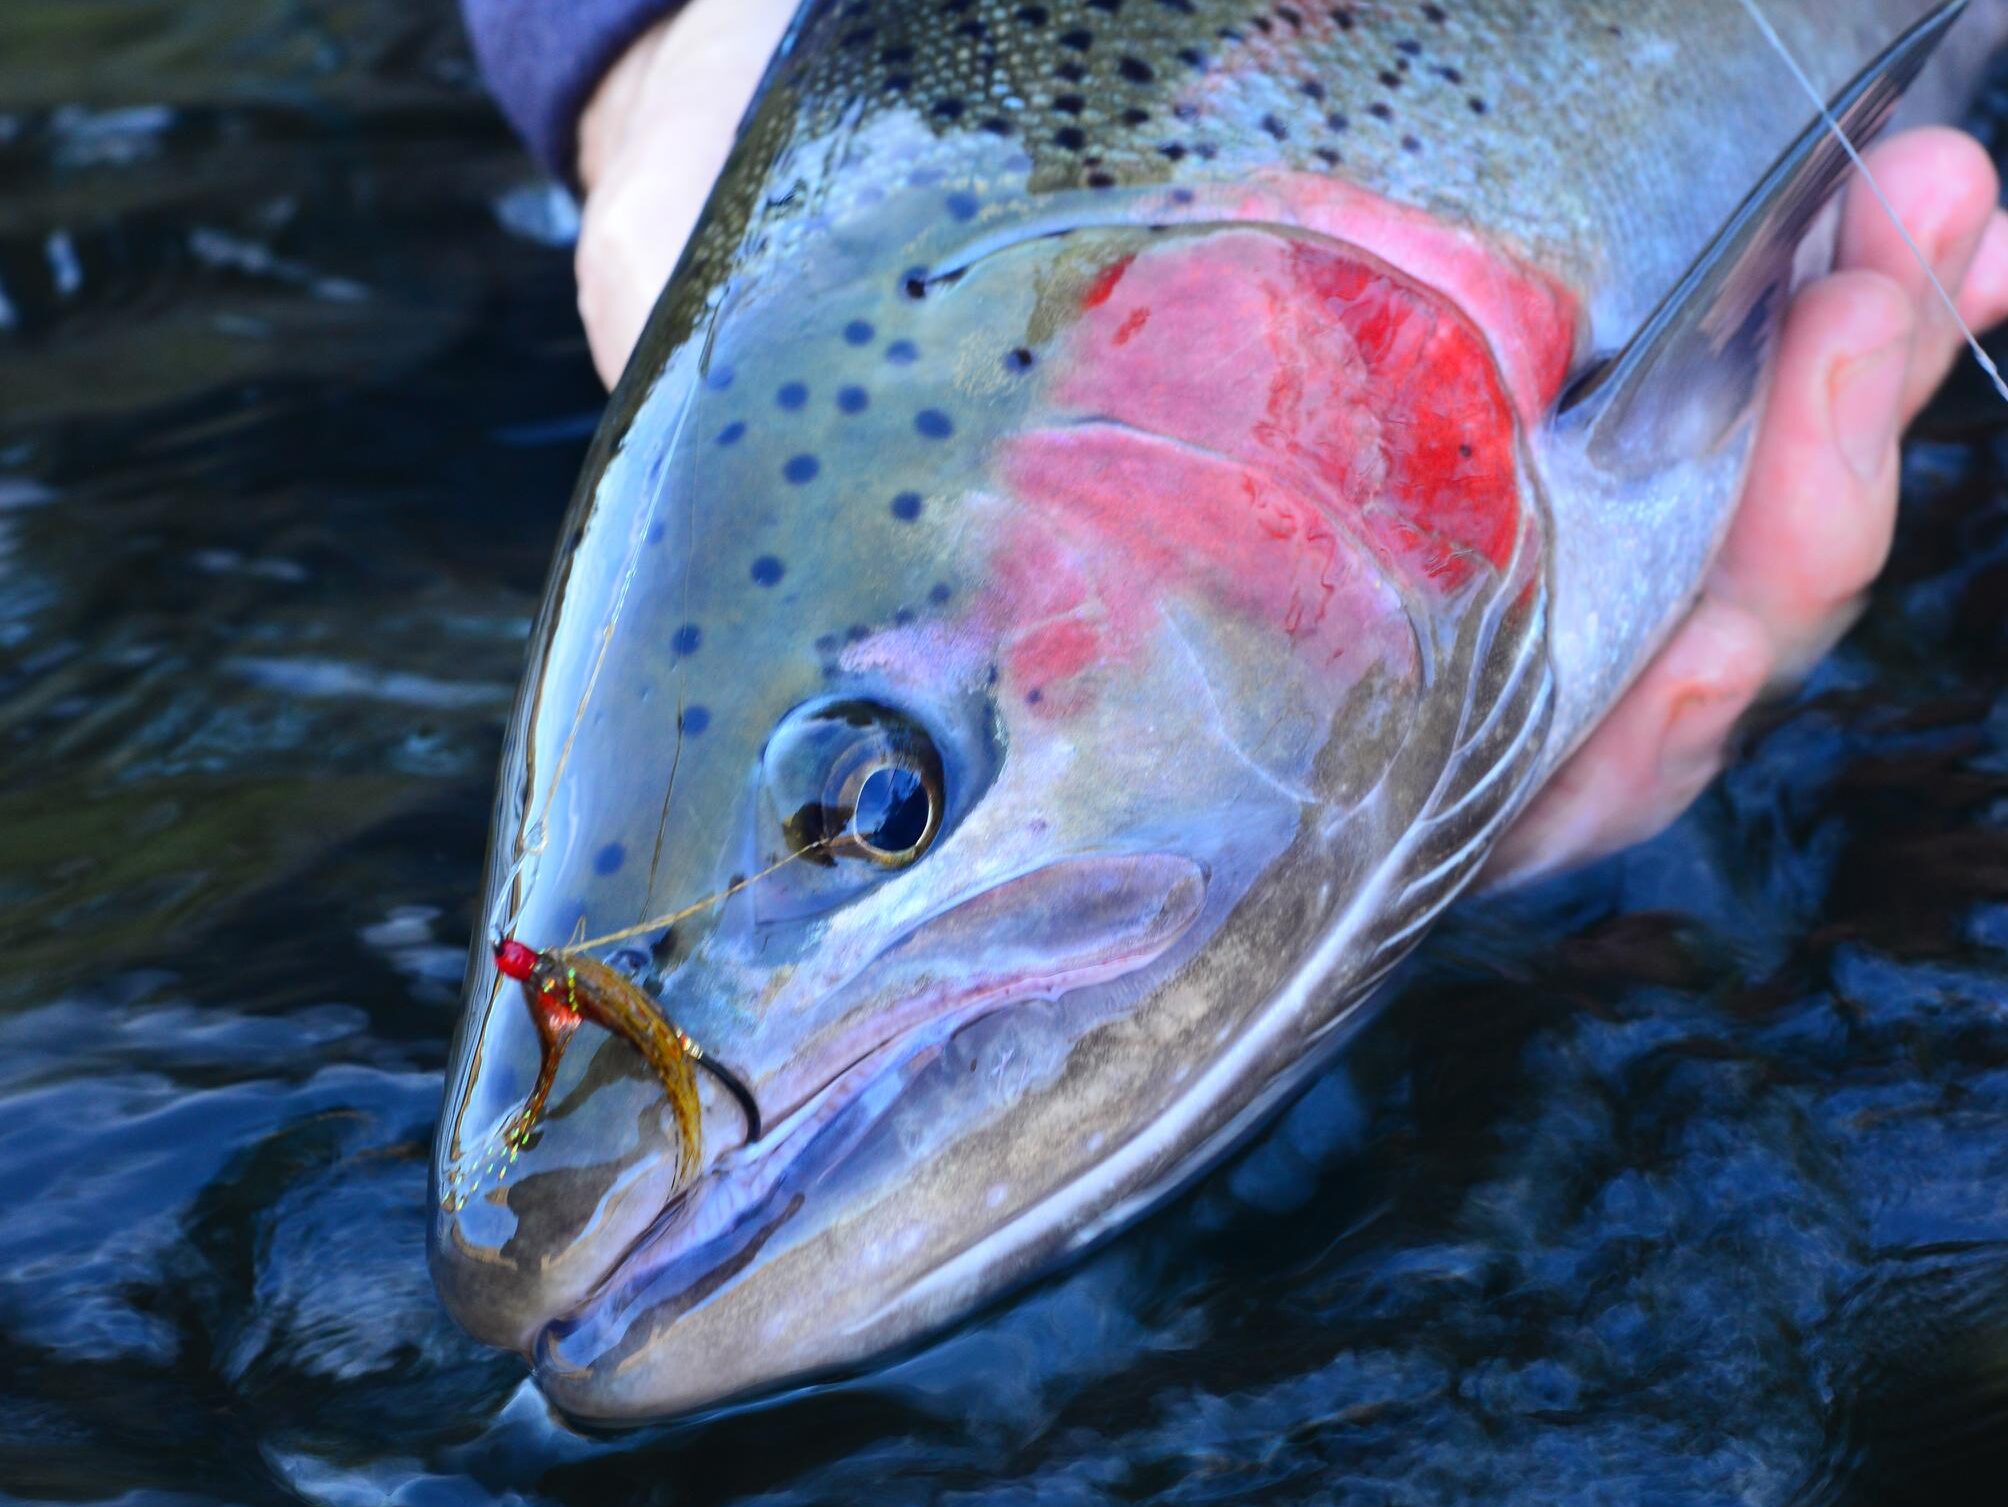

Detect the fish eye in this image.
[831,750,939,866]
[765,699,946,872]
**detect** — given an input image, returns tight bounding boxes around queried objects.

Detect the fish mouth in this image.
[529,851,1206,1408]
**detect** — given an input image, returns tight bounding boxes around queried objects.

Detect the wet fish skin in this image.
[430,0,1984,1419]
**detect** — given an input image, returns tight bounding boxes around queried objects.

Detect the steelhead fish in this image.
[432,0,1994,1421]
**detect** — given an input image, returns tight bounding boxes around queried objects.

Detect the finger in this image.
[1485,596,1772,887]
[1954,209,2008,343]
[1708,268,1914,677]
[575,0,797,386]
[1835,127,2000,420]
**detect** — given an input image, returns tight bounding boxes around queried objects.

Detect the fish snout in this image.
[428,944,755,1353]
[510,854,1213,1419]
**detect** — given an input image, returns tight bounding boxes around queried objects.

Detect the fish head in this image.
[430,211,1547,1420]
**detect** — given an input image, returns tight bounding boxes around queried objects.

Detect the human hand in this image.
[1491,127,2008,881]
[571,6,2008,882]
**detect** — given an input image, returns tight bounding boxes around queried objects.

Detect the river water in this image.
[3,3,2006,1503]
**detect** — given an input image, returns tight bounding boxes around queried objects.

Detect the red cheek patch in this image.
[987,226,1545,707]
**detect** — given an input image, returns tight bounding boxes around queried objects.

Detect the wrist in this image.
[577,11,675,196]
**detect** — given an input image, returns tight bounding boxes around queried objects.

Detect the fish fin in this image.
[1554,1,1967,474]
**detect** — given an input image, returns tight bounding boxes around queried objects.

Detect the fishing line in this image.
[557,840,828,955]
[1734,0,2008,404]
[499,386,703,937]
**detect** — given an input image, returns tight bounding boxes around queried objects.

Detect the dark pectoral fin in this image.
[1555,0,1967,476]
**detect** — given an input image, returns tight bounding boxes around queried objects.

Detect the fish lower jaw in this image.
[530,860,1209,1416]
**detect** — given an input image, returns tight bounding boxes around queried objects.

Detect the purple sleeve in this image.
[461,0,690,184]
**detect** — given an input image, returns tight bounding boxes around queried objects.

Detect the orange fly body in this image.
[492,939,705,1187]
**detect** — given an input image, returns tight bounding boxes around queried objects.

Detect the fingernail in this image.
[1831,335,1910,483]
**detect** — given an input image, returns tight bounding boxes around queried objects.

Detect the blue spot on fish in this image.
[838,386,870,414]
[672,623,702,654]
[717,421,746,446]
[777,382,808,410]
[682,705,711,735]
[891,491,923,521]
[915,410,954,439]
[594,842,626,876]
[784,454,821,484]
[886,340,918,365]
[751,555,785,586]
[843,319,875,345]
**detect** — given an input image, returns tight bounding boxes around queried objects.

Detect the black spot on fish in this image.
[1006,347,1034,373]
[1055,93,1086,115]
[1121,106,1150,125]
[1015,3,1047,22]
[886,339,918,364]
[901,270,928,299]
[929,582,953,605]
[1087,172,1116,189]
[1027,688,1044,705]
[1300,79,1325,100]
[784,455,820,485]
[915,410,954,440]
[672,623,702,655]
[891,491,923,521]
[682,705,711,735]
[751,555,785,586]
[1369,101,1393,121]
[1326,111,1350,132]
[1423,3,1447,21]
[1160,142,1188,161]
[814,632,839,654]
[837,385,870,414]
[981,116,1013,135]
[846,624,870,644]
[843,319,875,345]
[1119,56,1154,84]
[932,97,965,120]
[893,608,915,626]
[1059,28,1093,50]
[594,842,626,876]
[1402,134,1422,153]
[717,421,746,446]
[1055,125,1086,151]
[1469,96,1490,114]
[777,382,808,410]
[1262,113,1288,140]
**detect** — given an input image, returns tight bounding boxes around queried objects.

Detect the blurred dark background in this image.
[2,4,2006,1504]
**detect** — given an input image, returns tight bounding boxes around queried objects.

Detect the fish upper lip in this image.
[536,853,1207,1352]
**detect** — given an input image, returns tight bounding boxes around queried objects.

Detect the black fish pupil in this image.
[853,765,929,854]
